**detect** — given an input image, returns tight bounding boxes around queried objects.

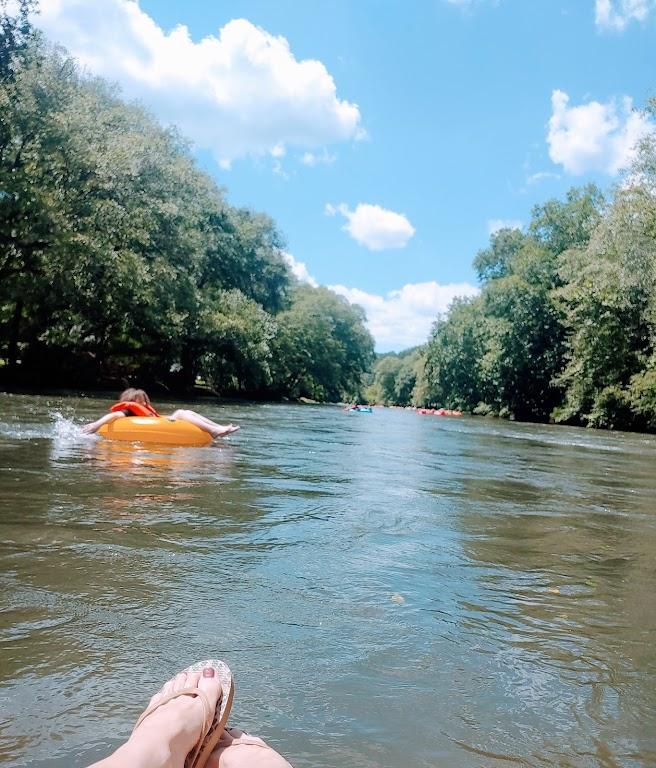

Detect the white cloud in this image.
[526,171,561,185]
[595,0,655,30]
[487,218,522,235]
[280,253,477,350]
[281,252,477,350]
[330,281,479,351]
[301,149,337,166]
[272,159,290,180]
[325,202,416,251]
[547,89,654,175]
[281,252,318,288]
[36,0,363,167]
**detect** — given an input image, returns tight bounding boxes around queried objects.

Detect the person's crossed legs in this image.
[87,666,293,768]
[89,667,222,768]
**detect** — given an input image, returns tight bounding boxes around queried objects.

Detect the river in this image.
[1,393,655,767]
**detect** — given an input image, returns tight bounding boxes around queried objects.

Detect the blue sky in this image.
[35,0,655,350]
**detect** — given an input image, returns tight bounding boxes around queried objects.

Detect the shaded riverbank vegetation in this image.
[368,113,656,430]
[0,1,374,401]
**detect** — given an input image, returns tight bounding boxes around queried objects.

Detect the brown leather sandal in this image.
[133,659,234,768]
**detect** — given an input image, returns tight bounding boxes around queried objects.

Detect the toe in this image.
[160,674,177,698]
[169,672,189,694]
[197,666,222,718]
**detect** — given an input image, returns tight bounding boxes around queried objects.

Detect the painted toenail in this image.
[202,667,215,678]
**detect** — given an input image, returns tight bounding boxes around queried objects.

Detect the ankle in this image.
[108,738,173,768]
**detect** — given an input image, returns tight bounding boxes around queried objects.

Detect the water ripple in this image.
[0,396,655,767]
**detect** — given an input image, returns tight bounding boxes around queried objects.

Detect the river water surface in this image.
[1,393,655,767]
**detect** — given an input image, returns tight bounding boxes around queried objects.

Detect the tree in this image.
[0,0,37,81]
[270,286,374,402]
[424,297,489,410]
[0,29,294,391]
[474,227,527,283]
[479,239,565,420]
[197,289,277,393]
[370,355,403,404]
[554,171,656,428]
[423,184,615,422]
[529,184,605,256]
[365,348,424,406]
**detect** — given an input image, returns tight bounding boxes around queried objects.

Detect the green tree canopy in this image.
[0,8,374,402]
[420,165,654,429]
[271,285,375,402]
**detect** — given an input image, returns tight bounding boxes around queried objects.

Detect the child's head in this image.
[119,388,151,405]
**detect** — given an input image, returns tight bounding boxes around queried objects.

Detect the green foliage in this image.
[0,0,37,81]
[474,227,526,283]
[197,289,277,393]
[365,348,426,406]
[421,169,656,430]
[553,180,656,427]
[529,184,605,255]
[270,286,375,402]
[628,367,656,429]
[424,297,489,409]
[370,355,402,404]
[479,240,565,420]
[0,16,373,401]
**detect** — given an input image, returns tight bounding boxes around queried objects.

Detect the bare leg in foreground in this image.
[88,668,221,768]
[87,668,293,768]
[169,410,240,439]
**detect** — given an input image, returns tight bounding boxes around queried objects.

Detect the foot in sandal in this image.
[89,660,234,768]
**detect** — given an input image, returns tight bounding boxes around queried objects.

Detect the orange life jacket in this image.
[110,400,160,418]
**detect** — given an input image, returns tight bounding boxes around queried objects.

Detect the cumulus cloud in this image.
[330,281,479,351]
[281,252,318,288]
[595,0,655,30]
[36,0,363,167]
[281,253,478,350]
[547,89,654,175]
[487,218,522,235]
[280,251,477,350]
[280,253,477,350]
[325,203,416,251]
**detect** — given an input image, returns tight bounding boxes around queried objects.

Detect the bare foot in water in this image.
[89,667,223,768]
[211,424,240,439]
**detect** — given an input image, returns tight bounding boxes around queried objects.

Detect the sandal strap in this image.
[133,686,213,736]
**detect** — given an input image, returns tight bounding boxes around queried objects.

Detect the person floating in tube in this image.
[82,388,239,440]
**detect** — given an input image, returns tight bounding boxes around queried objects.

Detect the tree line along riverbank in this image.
[0,2,375,403]
[2,2,656,430]
[367,141,656,432]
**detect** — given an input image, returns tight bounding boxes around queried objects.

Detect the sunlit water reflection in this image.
[1,394,655,767]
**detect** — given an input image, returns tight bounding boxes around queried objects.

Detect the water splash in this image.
[51,412,92,443]
[0,411,92,442]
